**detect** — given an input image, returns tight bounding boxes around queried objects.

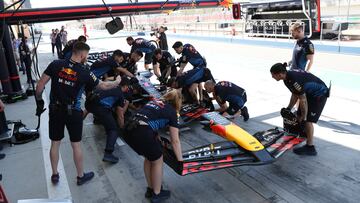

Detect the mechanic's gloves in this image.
[158,76,167,84]
[280,107,292,118]
[36,99,46,116]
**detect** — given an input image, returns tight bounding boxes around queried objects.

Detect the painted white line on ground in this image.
[39,94,72,200]
[116,138,125,146]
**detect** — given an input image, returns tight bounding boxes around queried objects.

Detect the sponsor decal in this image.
[58,67,78,86]
[182,156,233,175]
[293,82,302,92]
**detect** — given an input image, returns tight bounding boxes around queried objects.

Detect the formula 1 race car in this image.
[161,109,306,176]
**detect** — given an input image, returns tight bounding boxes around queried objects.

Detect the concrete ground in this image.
[1,30,359,203]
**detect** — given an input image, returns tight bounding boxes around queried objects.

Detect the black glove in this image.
[280,107,292,118]
[36,99,46,116]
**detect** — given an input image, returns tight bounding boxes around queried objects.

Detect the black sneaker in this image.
[51,173,60,184]
[151,189,171,203]
[293,145,317,156]
[77,171,95,186]
[145,187,153,198]
[241,106,249,122]
[102,153,119,164]
[0,153,5,160]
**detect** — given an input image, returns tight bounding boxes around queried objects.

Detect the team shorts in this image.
[49,105,83,142]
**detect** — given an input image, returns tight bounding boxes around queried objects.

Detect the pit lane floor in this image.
[2,31,360,203]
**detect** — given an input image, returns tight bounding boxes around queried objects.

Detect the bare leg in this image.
[144,158,152,188]
[150,156,164,194]
[189,83,199,103]
[50,140,61,175]
[71,142,84,177]
[305,122,314,145]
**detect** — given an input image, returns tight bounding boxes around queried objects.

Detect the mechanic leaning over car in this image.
[270,62,329,156]
[123,89,183,203]
[204,80,249,121]
[126,36,156,70]
[35,42,122,185]
[167,67,214,105]
[116,50,143,78]
[152,48,177,84]
[90,49,124,79]
[84,76,131,164]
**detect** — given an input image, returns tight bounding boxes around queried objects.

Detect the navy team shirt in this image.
[90,56,119,78]
[152,50,175,71]
[214,81,246,108]
[180,44,206,68]
[94,87,125,109]
[135,101,179,131]
[44,59,99,110]
[284,70,328,97]
[290,37,314,70]
[130,38,156,54]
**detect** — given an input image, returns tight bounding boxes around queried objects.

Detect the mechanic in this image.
[35,42,122,185]
[168,67,214,105]
[116,50,143,77]
[152,48,177,84]
[157,26,168,50]
[90,49,124,79]
[85,77,131,163]
[62,35,87,59]
[204,80,249,121]
[289,23,315,71]
[123,90,183,202]
[126,37,156,70]
[270,62,329,156]
[172,41,206,75]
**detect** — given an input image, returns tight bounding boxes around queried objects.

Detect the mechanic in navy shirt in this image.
[126,37,156,70]
[123,90,183,202]
[289,23,314,71]
[168,67,214,105]
[90,49,124,79]
[204,80,249,121]
[35,42,122,185]
[172,41,206,75]
[270,62,329,156]
[116,50,143,78]
[85,77,131,163]
[152,48,177,84]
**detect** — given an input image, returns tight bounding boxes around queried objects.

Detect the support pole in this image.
[2,26,22,92]
[0,0,14,95]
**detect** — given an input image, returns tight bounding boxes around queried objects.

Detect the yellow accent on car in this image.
[224,124,264,151]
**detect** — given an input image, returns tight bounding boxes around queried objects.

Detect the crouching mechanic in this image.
[90,49,124,79]
[126,37,156,70]
[270,63,329,156]
[168,67,214,105]
[123,90,183,202]
[204,80,249,121]
[35,42,122,185]
[152,48,177,84]
[85,77,131,163]
[172,41,206,75]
